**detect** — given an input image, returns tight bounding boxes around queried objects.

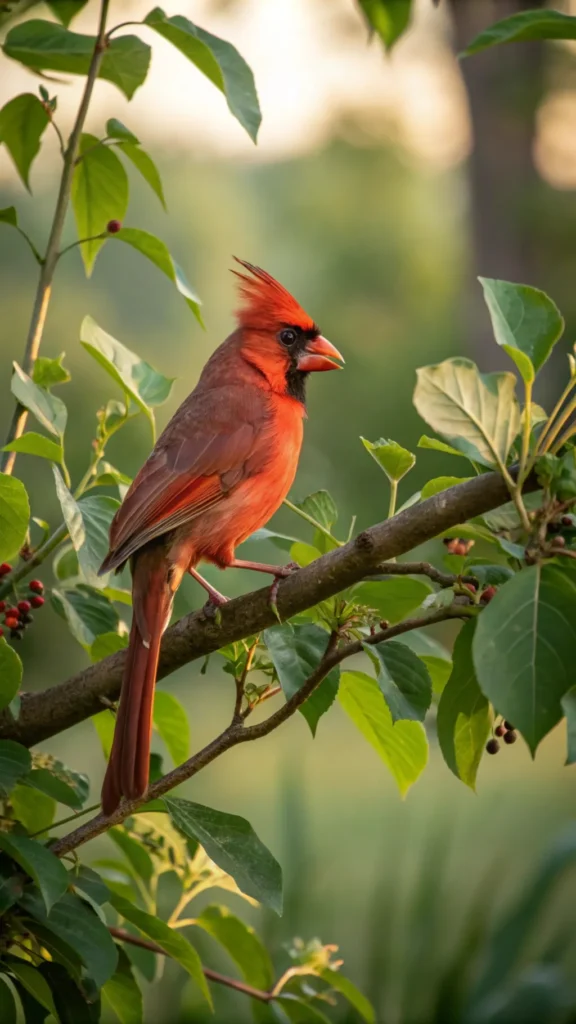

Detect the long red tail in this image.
[101,550,173,816]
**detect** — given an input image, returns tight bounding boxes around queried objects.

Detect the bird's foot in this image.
[201,588,229,626]
[269,562,299,623]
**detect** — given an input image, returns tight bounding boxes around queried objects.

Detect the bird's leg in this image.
[227,559,299,622]
[188,566,228,621]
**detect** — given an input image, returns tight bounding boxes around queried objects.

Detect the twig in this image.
[108,926,273,1003]
[367,561,478,588]
[233,639,258,721]
[2,0,111,475]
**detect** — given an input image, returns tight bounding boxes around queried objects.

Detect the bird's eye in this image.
[279,328,297,346]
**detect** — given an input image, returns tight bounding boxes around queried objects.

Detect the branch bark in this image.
[1,469,534,749]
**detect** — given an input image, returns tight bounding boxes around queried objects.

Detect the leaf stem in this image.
[388,479,398,519]
[2,0,111,475]
[283,498,343,546]
[28,801,101,839]
[530,375,576,464]
[519,379,533,483]
[14,227,43,265]
[58,233,107,259]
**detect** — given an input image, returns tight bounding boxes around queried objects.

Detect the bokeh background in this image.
[3,1,576,1021]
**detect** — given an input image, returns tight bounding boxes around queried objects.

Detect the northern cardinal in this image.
[99,260,343,814]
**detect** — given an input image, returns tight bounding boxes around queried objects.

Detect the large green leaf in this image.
[112,228,202,323]
[144,7,261,141]
[263,623,339,735]
[39,961,100,1024]
[0,974,17,1023]
[80,316,174,438]
[420,476,471,499]
[102,947,143,1024]
[473,564,576,753]
[109,828,154,885]
[0,640,21,712]
[6,960,57,1018]
[3,432,63,466]
[338,671,427,796]
[437,619,491,790]
[90,631,128,663]
[399,629,452,695]
[463,9,576,57]
[26,756,89,810]
[0,859,24,917]
[116,141,166,209]
[51,584,120,649]
[47,1,90,27]
[108,894,211,1007]
[11,784,55,835]
[480,278,564,383]
[0,833,68,913]
[165,796,283,914]
[318,968,375,1024]
[3,21,151,100]
[413,357,520,468]
[0,93,49,191]
[53,467,119,587]
[351,576,431,624]
[196,904,273,990]
[0,473,29,563]
[357,0,413,51]
[417,435,471,459]
[72,134,128,275]
[360,436,415,482]
[0,740,31,795]
[11,362,67,437]
[294,490,338,530]
[153,691,190,766]
[365,640,432,723]
[19,888,118,988]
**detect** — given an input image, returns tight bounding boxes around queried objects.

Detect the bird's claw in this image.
[269,563,299,623]
[202,592,229,625]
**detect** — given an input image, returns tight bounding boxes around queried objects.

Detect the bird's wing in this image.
[101,385,271,571]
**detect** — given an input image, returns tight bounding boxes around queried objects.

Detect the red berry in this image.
[379,620,389,631]
[5,607,18,618]
[0,602,5,614]
[0,563,12,576]
[107,219,122,234]
[486,738,500,755]
[481,586,497,603]
[4,616,19,630]
[504,730,517,745]
[17,601,31,614]
[463,582,477,593]
[495,724,505,737]
[29,580,44,593]
[30,596,44,609]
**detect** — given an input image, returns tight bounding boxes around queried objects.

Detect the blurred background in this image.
[3,0,576,1020]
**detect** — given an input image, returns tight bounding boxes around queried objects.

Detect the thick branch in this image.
[108,927,273,1003]
[1,470,535,748]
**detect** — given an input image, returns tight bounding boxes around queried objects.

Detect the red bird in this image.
[99,260,343,814]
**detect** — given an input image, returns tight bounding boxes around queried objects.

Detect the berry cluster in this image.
[486,720,517,755]
[0,570,44,641]
[443,537,475,556]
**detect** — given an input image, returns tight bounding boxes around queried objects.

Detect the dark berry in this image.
[4,616,19,630]
[10,630,21,640]
[547,521,561,534]
[20,614,32,625]
[486,738,500,755]
[29,580,44,593]
[562,516,573,528]
[481,586,497,603]
[442,538,451,546]
[504,730,517,744]
[504,721,514,731]
[17,600,31,614]
[0,563,12,576]
[379,620,389,631]
[107,219,122,233]
[30,596,45,609]
[495,724,505,737]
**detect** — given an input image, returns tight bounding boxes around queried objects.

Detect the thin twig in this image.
[58,233,107,259]
[366,561,478,588]
[108,927,273,1003]
[2,0,111,474]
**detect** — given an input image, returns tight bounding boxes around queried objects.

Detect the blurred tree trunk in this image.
[450,0,548,377]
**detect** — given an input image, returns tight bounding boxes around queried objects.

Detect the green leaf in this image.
[102,947,143,1024]
[0,93,49,191]
[290,541,322,568]
[295,490,338,529]
[19,888,118,988]
[0,859,24,917]
[473,563,576,753]
[360,436,415,482]
[0,640,21,712]
[80,316,175,438]
[437,619,491,790]
[72,133,128,275]
[420,476,471,499]
[90,632,128,662]
[263,623,340,735]
[399,629,452,695]
[0,740,31,794]
[278,996,332,1023]
[351,577,431,623]
[33,353,70,390]
[117,141,166,209]
[481,492,543,532]
[165,796,283,914]
[0,206,17,226]
[53,467,119,587]
[0,833,68,912]
[112,228,201,323]
[39,961,100,1024]
[417,435,471,459]
[144,7,261,141]
[93,462,132,493]
[3,21,151,100]
[3,431,63,465]
[106,118,139,143]
[562,687,576,765]
[11,784,55,834]
[92,711,115,759]
[365,640,432,723]
[51,584,120,649]
[6,960,57,1019]
[108,894,211,1007]
[110,828,154,885]
[47,1,90,26]
[0,473,29,563]
[250,527,301,551]
[11,362,67,437]
[196,904,273,990]
[153,691,190,766]
[26,766,85,810]
[467,563,514,587]
[0,975,17,1024]
[479,278,564,383]
[338,671,427,796]
[463,9,576,57]
[318,968,375,1024]
[357,0,413,50]
[414,358,520,468]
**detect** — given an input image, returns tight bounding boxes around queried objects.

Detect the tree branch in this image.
[2,0,111,474]
[108,926,273,1003]
[366,561,478,588]
[0,469,535,749]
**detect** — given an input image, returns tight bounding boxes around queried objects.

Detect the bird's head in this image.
[232,258,344,401]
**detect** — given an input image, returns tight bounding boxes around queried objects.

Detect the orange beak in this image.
[297,335,345,373]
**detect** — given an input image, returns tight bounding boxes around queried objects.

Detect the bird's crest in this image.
[232,258,317,333]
